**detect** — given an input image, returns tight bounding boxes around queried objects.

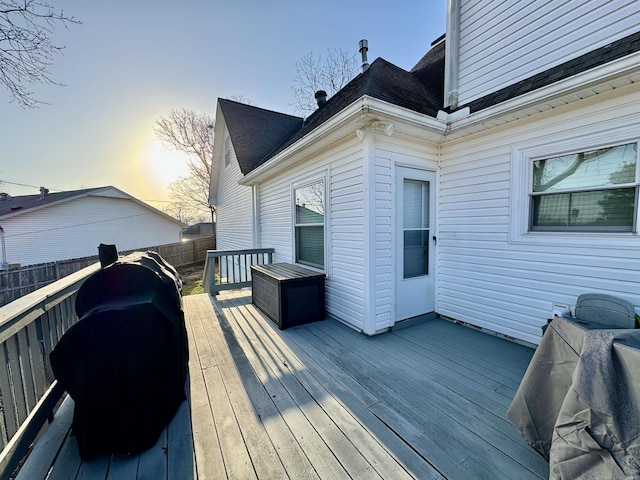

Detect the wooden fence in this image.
[0,237,214,307]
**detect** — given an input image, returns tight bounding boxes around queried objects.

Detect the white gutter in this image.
[239,96,447,185]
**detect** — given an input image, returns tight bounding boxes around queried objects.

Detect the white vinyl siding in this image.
[259,140,367,331]
[372,156,393,331]
[216,138,254,250]
[457,0,640,104]
[438,85,640,345]
[2,196,182,266]
[375,138,439,331]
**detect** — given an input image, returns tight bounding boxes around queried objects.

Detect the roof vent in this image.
[315,90,328,108]
[39,186,49,199]
[359,39,369,72]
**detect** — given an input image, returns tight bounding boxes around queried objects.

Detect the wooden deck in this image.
[16,289,549,479]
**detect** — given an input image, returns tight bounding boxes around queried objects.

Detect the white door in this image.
[396,167,436,321]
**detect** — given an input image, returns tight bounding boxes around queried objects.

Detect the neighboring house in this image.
[0,186,185,266]
[210,0,640,345]
[182,222,215,241]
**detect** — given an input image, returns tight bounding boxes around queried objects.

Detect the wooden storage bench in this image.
[250,263,325,329]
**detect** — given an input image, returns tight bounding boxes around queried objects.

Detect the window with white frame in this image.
[530,142,638,232]
[293,179,325,270]
[224,136,231,168]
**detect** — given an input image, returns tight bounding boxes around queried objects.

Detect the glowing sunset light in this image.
[137,134,191,196]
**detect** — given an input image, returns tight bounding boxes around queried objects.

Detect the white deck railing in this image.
[203,249,274,294]
[0,263,100,479]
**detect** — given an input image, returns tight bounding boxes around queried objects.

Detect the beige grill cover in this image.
[508,317,640,479]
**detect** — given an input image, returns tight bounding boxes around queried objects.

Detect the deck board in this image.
[18,290,549,479]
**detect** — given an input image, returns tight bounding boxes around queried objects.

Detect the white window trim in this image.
[291,172,328,273]
[510,132,640,248]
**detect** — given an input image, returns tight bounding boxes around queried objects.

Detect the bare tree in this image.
[292,47,358,114]
[154,109,215,225]
[163,171,212,225]
[1,0,80,108]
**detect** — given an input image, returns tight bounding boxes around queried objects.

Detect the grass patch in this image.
[182,280,205,296]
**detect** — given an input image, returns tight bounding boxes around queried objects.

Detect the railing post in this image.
[203,248,274,294]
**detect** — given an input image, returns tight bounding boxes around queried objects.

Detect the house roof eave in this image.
[444,50,640,139]
[209,103,226,206]
[239,96,446,186]
[0,186,186,228]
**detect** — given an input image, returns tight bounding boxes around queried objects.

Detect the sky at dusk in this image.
[1,1,446,210]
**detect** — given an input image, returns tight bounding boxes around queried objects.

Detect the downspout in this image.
[444,0,461,110]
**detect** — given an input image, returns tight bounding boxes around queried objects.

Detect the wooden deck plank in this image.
[222,298,388,480]
[13,290,549,480]
[183,296,226,480]
[395,321,531,384]
[15,396,74,480]
[283,326,446,480]
[75,453,109,480]
[321,319,512,414]
[378,324,519,401]
[213,295,350,479]
[190,296,320,480]
[167,399,195,480]
[105,455,139,480]
[193,297,304,480]
[294,323,493,479]
[222,293,443,480]
[46,434,82,480]
[306,319,547,477]
[136,428,168,480]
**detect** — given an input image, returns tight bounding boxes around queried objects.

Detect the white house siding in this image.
[258,139,367,331]
[457,0,640,105]
[216,142,254,251]
[3,196,181,266]
[438,85,640,345]
[373,137,439,331]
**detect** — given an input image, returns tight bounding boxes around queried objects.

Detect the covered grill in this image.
[50,250,188,460]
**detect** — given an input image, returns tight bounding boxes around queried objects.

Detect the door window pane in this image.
[404,230,429,278]
[403,179,430,279]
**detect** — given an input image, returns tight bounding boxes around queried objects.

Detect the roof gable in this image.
[0,187,102,218]
[0,186,185,226]
[218,99,303,175]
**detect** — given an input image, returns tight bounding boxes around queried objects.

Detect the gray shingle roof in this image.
[218,99,303,175]
[220,29,640,176]
[0,187,104,218]
[220,40,445,175]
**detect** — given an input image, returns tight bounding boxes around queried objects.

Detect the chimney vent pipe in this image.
[359,39,369,72]
[315,90,328,108]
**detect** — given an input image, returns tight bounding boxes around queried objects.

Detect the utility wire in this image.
[0,179,173,204]
[4,212,170,239]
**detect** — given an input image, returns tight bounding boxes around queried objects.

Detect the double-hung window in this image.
[530,143,638,232]
[293,179,325,270]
